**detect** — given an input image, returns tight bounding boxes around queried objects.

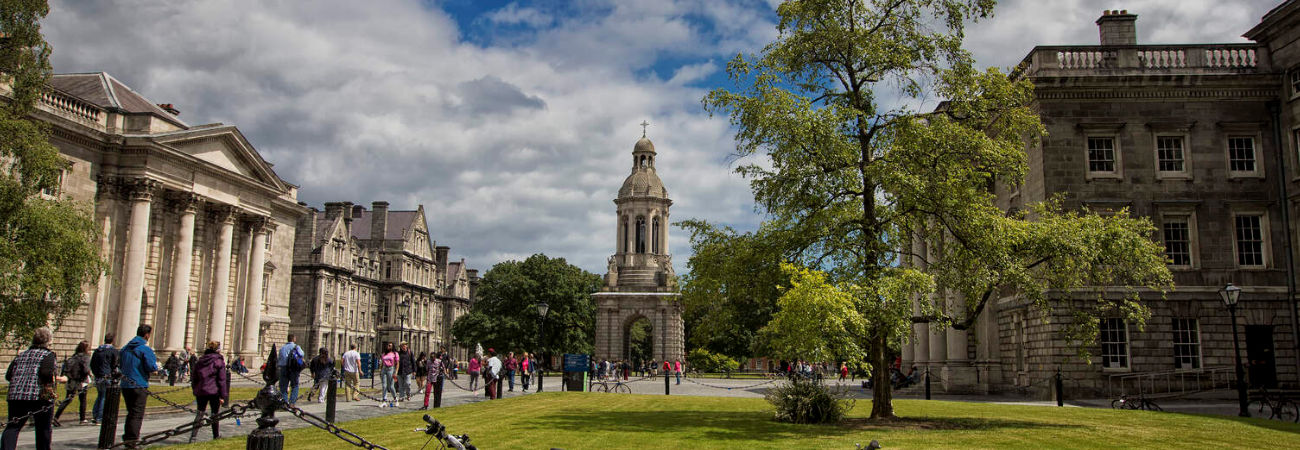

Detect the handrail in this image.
[38,87,103,123]
[1106,366,1234,398]
[1021,43,1264,76]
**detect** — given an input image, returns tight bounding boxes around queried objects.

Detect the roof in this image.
[49,72,188,128]
[350,210,420,240]
[619,170,668,198]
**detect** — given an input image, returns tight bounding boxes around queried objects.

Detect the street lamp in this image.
[1219,283,1249,418]
[397,299,411,349]
[537,301,550,392]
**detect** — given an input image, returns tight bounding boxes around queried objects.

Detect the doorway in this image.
[623,316,653,366]
[1245,325,1276,388]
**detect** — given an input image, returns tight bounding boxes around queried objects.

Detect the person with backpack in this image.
[163,352,181,386]
[88,333,118,425]
[53,341,92,426]
[308,348,332,403]
[190,341,229,439]
[277,334,305,405]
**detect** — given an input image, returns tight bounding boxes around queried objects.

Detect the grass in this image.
[0,384,267,418]
[178,393,1300,449]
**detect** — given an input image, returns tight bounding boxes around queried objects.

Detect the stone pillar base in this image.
[941,363,981,394]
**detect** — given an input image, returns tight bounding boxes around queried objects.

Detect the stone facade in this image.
[0,72,304,369]
[902,4,1300,397]
[289,202,478,360]
[593,135,685,363]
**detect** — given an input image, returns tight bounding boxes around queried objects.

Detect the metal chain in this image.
[445,377,476,392]
[147,385,192,396]
[145,388,200,414]
[111,399,252,449]
[342,379,424,409]
[3,384,88,427]
[681,375,779,390]
[280,400,390,450]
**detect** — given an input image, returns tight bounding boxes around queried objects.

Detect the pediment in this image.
[151,126,289,191]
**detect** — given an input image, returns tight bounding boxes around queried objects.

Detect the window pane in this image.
[1163,219,1191,266]
[1100,318,1128,369]
[1228,137,1256,172]
[1088,137,1116,172]
[1172,319,1201,369]
[1156,136,1185,172]
[1235,215,1264,266]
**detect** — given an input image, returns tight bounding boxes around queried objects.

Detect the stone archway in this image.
[623,315,653,364]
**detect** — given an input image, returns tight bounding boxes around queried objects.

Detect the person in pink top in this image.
[674,359,683,385]
[379,343,400,406]
[467,356,482,391]
[520,352,532,391]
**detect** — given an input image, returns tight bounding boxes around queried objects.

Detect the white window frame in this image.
[1158,212,1198,269]
[1100,318,1130,371]
[1172,318,1202,370]
[1085,135,1123,179]
[1232,210,1271,269]
[1290,68,1300,100]
[39,168,65,199]
[1226,134,1264,179]
[1154,134,1191,179]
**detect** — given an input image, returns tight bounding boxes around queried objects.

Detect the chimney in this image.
[157,103,180,115]
[1096,9,1137,46]
[467,268,480,300]
[435,246,450,275]
[323,202,345,220]
[371,201,389,241]
[352,203,366,219]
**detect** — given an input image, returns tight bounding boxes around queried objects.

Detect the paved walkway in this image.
[17,375,1259,449]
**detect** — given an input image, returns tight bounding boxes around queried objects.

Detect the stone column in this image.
[241,218,269,357]
[88,184,116,344]
[116,179,159,345]
[165,194,201,352]
[943,292,976,392]
[207,206,237,343]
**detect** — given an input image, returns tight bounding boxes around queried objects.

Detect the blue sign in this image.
[563,354,590,372]
[360,353,375,378]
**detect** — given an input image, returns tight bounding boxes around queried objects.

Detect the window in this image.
[635,217,646,253]
[1291,69,1300,97]
[1087,137,1116,173]
[265,231,273,250]
[1162,218,1192,267]
[1100,318,1129,369]
[40,169,65,197]
[1228,137,1257,173]
[1013,312,1027,372]
[1172,318,1201,369]
[1235,214,1265,267]
[1155,136,1185,173]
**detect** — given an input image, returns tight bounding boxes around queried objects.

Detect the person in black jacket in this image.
[307,348,333,403]
[397,343,415,400]
[2,328,68,450]
[88,333,119,425]
[53,341,92,426]
[164,353,181,386]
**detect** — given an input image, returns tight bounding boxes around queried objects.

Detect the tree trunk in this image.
[868,328,894,418]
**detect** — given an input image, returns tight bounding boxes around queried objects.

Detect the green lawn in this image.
[179,393,1300,449]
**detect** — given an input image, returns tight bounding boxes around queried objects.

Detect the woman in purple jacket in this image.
[190,340,229,439]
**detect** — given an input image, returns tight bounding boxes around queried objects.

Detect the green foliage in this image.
[759,264,874,368]
[627,317,652,363]
[698,0,1172,419]
[764,376,849,424]
[450,254,601,360]
[0,0,104,347]
[685,348,740,373]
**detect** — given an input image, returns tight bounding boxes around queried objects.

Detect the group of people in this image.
[2,325,231,450]
[464,349,539,400]
[591,359,685,385]
[372,341,461,408]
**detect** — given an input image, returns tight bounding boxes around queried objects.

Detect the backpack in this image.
[286,346,305,372]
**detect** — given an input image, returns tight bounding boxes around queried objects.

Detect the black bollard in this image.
[664,371,670,395]
[924,368,931,400]
[326,371,338,423]
[248,347,284,450]
[496,374,504,399]
[96,381,121,449]
[1055,370,1064,407]
[434,375,444,408]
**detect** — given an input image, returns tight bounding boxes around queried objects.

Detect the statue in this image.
[606,255,619,287]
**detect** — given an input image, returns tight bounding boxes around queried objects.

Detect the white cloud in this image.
[484,2,553,28]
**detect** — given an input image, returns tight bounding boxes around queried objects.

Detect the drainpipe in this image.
[1268,100,1300,383]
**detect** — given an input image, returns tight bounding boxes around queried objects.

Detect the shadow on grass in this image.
[526,409,1083,442]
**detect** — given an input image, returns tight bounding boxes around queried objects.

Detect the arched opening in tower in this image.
[636,217,647,253]
[624,316,654,365]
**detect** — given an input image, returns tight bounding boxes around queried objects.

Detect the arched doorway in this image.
[623,316,653,366]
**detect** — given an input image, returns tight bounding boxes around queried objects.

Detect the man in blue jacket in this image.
[119,325,159,445]
[88,333,119,425]
[277,334,304,405]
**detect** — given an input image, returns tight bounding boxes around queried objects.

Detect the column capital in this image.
[122,178,161,202]
[208,204,239,224]
[168,192,204,213]
[243,215,271,233]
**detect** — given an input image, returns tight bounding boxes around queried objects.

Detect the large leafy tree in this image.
[0,0,103,346]
[703,0,1171,419]
[450,254,601,365]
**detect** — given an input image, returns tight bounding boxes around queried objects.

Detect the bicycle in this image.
[1111,394,1162,411]
[1247,388,1300,422]
[588,379,632,393]
[421,414,476,450]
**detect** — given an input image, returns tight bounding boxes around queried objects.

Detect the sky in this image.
[41,0,1282,275]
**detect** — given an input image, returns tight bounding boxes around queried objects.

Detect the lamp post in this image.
[537,301,550,392]
[397,299,411,349]
[1220,283,1249,417]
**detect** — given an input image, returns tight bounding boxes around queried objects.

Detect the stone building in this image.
[1,72,304,368]
[289,202,478,360]
[593,134,685,364]
[902,3,1300,396]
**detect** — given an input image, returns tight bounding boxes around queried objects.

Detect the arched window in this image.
[652,217,660,254]
[621,218,629,253]
[636,217,646,254]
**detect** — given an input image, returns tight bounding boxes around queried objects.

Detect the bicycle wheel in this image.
[1111,398,1125,409]
[1273,400,1300,423]
[615,383,631,394]
[1142,400,1162,412]
[1248,399,1273,418]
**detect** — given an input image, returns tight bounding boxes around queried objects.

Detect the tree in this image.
[703,0,1172,419]
[450,254,601,365]
[0,0,103,347]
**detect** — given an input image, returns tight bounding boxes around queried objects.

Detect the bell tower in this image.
[593,128,684,364]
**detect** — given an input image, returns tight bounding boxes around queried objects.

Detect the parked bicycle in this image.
[589,379,632,393]
[1247,388,1300,422]
[1112,394,1162,411]
[421,414,476,450]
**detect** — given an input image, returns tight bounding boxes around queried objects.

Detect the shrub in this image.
[764,376,848,424]
[686,348,740,373]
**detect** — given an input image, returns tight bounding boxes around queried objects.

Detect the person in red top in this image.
[839,363,849,382]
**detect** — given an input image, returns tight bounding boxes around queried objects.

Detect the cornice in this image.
[1036,87,1280,101]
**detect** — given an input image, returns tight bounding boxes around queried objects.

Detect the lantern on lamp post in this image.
[1219,283,1249,417]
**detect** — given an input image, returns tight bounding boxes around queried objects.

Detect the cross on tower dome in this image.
[640,120,649,138]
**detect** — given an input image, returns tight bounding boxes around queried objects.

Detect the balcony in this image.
[1019,43,1266,78]
[38,88,105,128]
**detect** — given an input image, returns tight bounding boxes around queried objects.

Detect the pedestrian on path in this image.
[308,348,332,403]
[53,341,91,426]
[89,333,118,425]
[118,325,159,446]
[520,352,531,392]
[342,344,361,402]
[505,352,518,392]
[379,343,399,407]
[467,355,481,392]
[485,349,501,400]
[675,359,683,385]
[277,335,305,405]
[191,340,229,439]
[397,343,415,400]
[422,351,444,409]
[164,352,181,386]
[2,327,67,450]
[415,352,429,395]
[176,347,190,383]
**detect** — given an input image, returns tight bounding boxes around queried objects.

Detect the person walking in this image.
[505,352,518,392]
[674,359,683,385]
[421,350,444,409]
[163,352,181,386]
[89,333,118,425]
[467,355,481,392]
[308,348,332,403]
[840,362,849,382]
[520,352,531,392]
[190,340,229,439]
[175,346,189,383]
[342,344,361,402]
[379,343,399,407]
[2,328,67,450]
[415,352,429,395]
[53,341,92,426]
[484,349,501,400]
[397,343,415,401]
[277,334,305,405]
[119,325,159,446]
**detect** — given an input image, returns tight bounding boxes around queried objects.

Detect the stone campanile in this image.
[592,131,684,364]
